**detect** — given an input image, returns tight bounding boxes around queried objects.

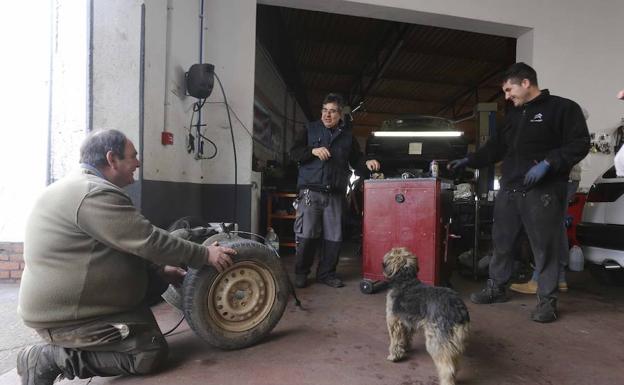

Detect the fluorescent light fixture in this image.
[373,131,463,137]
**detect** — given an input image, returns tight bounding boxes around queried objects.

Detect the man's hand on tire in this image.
[206,242,236,272]
[161,266,187,287]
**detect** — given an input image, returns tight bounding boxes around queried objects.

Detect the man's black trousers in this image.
[490,180,567,299]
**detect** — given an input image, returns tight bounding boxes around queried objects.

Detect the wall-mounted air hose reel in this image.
[185,63,215,99]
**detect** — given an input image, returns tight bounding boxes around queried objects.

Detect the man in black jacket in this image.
[448,63,590,322]
[290,93,380,288]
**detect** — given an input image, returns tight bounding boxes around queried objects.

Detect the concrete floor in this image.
[0,283,42,375]
[2,247,624,385]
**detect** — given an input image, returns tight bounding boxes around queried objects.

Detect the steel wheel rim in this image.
[206,261,276,332]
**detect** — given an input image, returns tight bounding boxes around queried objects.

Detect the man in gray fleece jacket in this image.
[17,129,236,384]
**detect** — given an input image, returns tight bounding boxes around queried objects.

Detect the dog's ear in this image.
[394,264,417,281]
[401,250,419,274]
[382,251,400,278]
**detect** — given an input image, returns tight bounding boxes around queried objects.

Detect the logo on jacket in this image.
[530,113,543,123]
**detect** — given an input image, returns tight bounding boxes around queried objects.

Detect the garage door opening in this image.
[253,4,516,188]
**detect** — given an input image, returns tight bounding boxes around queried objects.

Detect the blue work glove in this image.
[524,160,550,186]
[447,157,469,171]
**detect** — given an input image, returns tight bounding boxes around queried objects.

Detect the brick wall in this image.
[0,242,24,282]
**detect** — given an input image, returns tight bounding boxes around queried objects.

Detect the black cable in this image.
[206,101,259,138]
[229,230,267,244]
[205,100,287,153]
[162,315,186,337]
[206,98,309,158]
[205,101,306,126]
[214,72,238,225]
[193,98,207,111]
[197,132,218,159]
[188,99,218,159]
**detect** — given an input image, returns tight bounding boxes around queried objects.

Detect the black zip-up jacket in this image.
[467,89,590,190]
[291,119,369,192]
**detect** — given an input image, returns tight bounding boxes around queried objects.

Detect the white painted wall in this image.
[200,1,256,186]
[261,0,624,188]
[92,0,143,147]
[92,0,257,186]
[141,0,256,186]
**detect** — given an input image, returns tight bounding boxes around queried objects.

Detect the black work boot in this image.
[531,297,558,323]
[17,344,63,385]
[317,275,344,288]
[295,274,308,288]
[470,279,509,304]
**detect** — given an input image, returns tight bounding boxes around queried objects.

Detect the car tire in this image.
[182,237,289,350]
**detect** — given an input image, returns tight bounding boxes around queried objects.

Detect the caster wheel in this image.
[360,279,374,294]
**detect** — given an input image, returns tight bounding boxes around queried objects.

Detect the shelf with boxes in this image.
[266,192,298,251]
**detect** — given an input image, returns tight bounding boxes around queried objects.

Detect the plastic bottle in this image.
[266,227,279,254]
[568,245,584,271]
[430,160,439,178]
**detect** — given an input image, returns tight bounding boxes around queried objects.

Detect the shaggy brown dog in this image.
[383,247,470,385]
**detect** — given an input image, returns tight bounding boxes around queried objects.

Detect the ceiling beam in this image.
[380,70,472,88]
[347,23,411,108]
[289,28,511,65]
[434,67,507,116]
[301,66,504,92]
[306,87,447,106]
[399,44,508,66]
[350,111,434,122]
[294,39,508,67]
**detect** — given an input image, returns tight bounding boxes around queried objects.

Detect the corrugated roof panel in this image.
[259,5,515,138]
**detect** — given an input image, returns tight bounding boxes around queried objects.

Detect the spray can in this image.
[430,160,439,178]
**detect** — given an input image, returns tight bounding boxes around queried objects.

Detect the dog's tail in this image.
[425,322,470,385]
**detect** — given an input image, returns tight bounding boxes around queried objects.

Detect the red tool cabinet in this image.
[360,178,453,293]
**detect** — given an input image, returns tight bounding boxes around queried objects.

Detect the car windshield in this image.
[379,116,455,131]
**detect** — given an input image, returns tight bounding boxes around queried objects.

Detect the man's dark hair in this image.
[502,62,538,86]
[80,129,127,167]
[322,93,344,111]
